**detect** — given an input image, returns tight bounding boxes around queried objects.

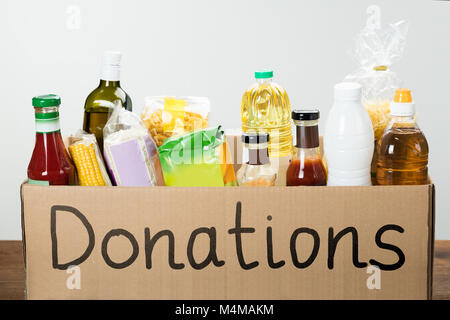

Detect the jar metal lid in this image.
[292,109,320,121]
[242,133,270,144]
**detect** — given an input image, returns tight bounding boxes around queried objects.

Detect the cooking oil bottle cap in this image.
[255,70,273,79]
[334,82,361,101]
[390,88,415,116]
[393,88,412,103]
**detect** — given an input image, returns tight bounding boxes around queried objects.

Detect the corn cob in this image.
[69,143,107,186]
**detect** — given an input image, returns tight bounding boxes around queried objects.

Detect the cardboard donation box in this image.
[21,181,435,300]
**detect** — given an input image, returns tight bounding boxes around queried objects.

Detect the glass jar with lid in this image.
[237,133,277,186]
[286,109,327,186]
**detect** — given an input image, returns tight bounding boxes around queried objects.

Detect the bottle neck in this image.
[294,120,320,149]
[389,114,417,128]
[245,144,270,165]
[99,79,121,87]
[256,78,273,85]
[34,107,61,134]
[334,98,361,106]
[391,114,415,121]
[292,147,322,161]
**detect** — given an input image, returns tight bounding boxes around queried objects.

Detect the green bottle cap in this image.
[32,94,61,108]
[255,70,274,79]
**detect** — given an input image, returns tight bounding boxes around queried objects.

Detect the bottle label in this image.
[35,112,61,133]
[28,178,50,186]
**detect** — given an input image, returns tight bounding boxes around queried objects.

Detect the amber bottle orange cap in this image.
[391,88,415,116]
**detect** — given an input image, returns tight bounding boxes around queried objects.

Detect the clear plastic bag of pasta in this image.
[345,20,409,141]
[141,96,210,147]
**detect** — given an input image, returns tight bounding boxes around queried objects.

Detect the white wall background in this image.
[1,0,449,239]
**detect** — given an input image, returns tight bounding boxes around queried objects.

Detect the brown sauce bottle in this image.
[286,110,327,186]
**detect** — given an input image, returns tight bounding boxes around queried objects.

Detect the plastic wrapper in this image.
[142,96,210,147]
[68,131,111,186]
[345,20,409,141]
[103,106,165,186]
[158,126,237,186]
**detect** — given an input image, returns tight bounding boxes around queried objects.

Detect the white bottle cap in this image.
[100,51,121,81]
[334,82,362,101]
[390,101,415,116]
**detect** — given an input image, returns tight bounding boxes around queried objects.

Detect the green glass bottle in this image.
[83,51,132,151]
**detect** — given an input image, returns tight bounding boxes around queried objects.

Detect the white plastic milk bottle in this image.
[324,82,374,186]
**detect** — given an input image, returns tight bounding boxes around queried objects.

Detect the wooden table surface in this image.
[1,240,449,300]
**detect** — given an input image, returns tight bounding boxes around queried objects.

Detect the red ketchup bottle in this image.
[27,95,75,185]
[286,109,327,186]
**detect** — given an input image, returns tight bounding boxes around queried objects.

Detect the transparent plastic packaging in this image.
[103,106,165,186]
[68,131,111,186]
[142,96,210,147]
[345,20,409,141]
[158,126,237,187]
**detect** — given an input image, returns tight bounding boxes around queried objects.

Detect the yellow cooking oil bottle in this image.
[241,70,292,185]
[376,88,429,185]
